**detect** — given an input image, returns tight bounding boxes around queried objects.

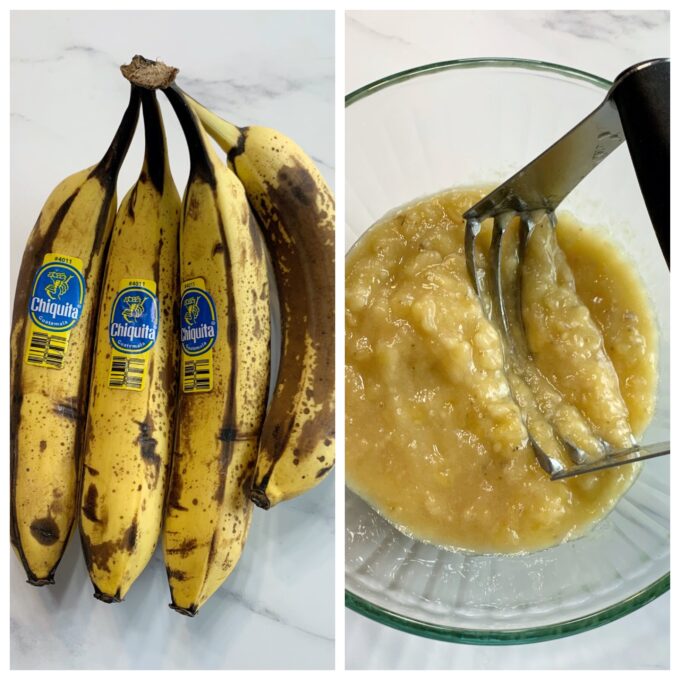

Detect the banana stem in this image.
[163,85,214,184]
[139,89,167,194]
[93,85,141,182]
[180,91,241,153]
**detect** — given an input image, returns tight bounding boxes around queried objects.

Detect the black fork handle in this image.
[611,59,670,266]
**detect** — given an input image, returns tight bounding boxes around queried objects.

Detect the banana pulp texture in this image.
[80,91,180,602]
[163,87,271,615]
[191,98,335,508]
[10,90,140,584]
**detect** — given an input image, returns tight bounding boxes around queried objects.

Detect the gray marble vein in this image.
[542,10,669,41]
[347,15,414,47]
[181,72,333,103]
[11,43,119,67]
[311,156,335,174]
[215,586,334,644]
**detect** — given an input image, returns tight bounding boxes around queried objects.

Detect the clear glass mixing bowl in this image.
[345,58,670,644]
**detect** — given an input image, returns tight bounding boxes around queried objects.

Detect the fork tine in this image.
[529,434,565,476]
[551,441,669,480]
[488,213,512,338]
[464,216,483,296]
[477,213,568,475]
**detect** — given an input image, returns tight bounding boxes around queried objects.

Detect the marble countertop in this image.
[10,10,334,670]
[345,9,670,671]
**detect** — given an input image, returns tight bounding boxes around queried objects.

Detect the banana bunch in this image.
[11,55,334,616]
[10,87,140,585]
[185,94,336,509]
[79,88,180,602]
[160,85,271,616]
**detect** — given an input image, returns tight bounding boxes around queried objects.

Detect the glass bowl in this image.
[345,58,670,644]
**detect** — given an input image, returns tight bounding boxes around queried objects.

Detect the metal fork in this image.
[463,59,670,479]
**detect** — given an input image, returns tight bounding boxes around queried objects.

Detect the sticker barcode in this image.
[26,330,68,369]
[108,355,146,391]
[183,356,213,393]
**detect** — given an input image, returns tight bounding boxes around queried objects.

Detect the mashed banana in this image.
[345,189,657,553]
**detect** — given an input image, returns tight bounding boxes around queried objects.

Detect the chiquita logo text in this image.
[30,297,80,320]
[181,324,216,343]
[110,323,157,341]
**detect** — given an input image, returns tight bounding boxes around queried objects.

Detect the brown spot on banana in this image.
[218,428,258,443]
[82,484,100,523]
[49,495,64,515]
[29,516,60,546]
[206,532,220,569]
[124,518,138,552]
[186,195,200,221]
[134,415,161,488]
[80,515,138,573]
[127,183,138,219]
[165,537,198,556]
[166,567,188,582]
[167,453,188,511]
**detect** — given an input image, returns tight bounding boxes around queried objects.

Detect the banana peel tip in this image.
[169,602,199,617]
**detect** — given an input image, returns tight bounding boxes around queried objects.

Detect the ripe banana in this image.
[186,94,335,509]
[162,85,270,615]
[10,87,140,585]
[79,88,180,602]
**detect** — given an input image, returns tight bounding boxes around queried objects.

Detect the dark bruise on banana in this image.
[10,88,141,585]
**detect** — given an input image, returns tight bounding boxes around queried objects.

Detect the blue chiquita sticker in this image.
[29,258,86,332]
[181,283,217,356]
[109,282,159,354]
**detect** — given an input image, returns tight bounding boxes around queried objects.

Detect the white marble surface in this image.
[10,10,334,670]
[345,9,670,671]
